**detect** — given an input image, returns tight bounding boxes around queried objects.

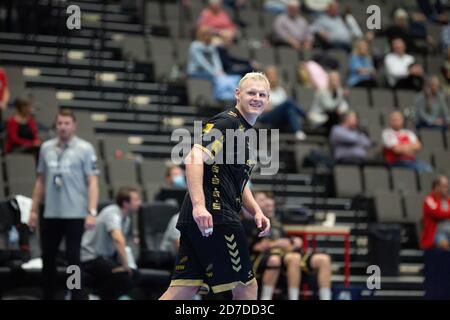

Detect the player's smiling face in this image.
[236,79,270,118]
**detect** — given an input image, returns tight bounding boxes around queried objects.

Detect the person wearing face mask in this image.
[167,165,187,189]
[81,187,142,300]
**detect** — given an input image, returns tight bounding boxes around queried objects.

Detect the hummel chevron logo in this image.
[231,257,240,265]
[224,234,235,242]
[227,242,237,250]
[229,249,239,257]
[232,265,242,272]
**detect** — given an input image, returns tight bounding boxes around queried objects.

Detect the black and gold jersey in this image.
[177,107,257,226]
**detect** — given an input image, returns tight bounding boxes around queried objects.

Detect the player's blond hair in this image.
[238,72,270,90]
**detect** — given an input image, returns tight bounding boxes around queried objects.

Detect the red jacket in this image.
[5,116,39,154]
[420,193,450,249]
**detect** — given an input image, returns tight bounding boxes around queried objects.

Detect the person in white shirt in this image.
[382,111,433,172]
[384,38,425,90]
[258,66,308,140]
[308,71,349,135]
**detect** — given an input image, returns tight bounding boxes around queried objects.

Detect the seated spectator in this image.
[441,47,450,94]
[421,175,450,250]
[187,27,225,81]
[311,1,354,52]
[217,45,260,76]
[381,8,433,54]
[81,186,142,300]
[329,111,372,164]
[165,165,186,188]
[347,39,377,88]
[156,165,187,208]
[273,0,313,52]
[384,38,425,91]
[415,76,450,130]
[0,66,10,112]
[197,0,237,45]
[417,0,448,24]
[5,97,40,154]
[242,191,333,300]
[308,71,349,135]
[382,111,433,172]
[259,66,307,140]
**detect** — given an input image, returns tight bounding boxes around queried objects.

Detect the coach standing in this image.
[29,109,99,300]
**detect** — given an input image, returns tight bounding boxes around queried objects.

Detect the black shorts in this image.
[170,223,256,294]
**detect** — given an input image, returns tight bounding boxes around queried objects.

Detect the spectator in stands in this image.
[217,45,260,77]
[197,0,237,45]
[329,111,372,164]
[380,8,433,54]
[29,109,100,300]
[441,47,450,94]
[272,0,313,52]
[417,0,448,24]
[421,175,450,250]
[311,1,354,52]
[242,191,333,300]
[308,71,349,135]
[81,186,142,300]
[382,111,433,172]
[347,39,377,88]
[187,27,225,81]
[0,66,10,112]
[165,165,186,188]
[415,76,450,130]
[259,66,307,140]
[5,97,40,155]
[384,38,425,91]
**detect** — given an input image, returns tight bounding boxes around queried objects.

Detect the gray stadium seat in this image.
[5,154,36,182]
[403,194,425,223]
[102,136,132,160]
[140,159,168,185]
[433,150,450,172]
[334,165,363,197]
[145,1,163,25]
[295,86,315,111]
[391,168,418,194]
[294,143,322,170]
[228,44,251,60]
[371,88,394,108]
[348,88,370,111]
[418,172,435,193]
[107,159,138,186]
[187,78,215,107]
[420,129,445,152]
[8,181,34,197]
[4,67,25,100]
[374,190,404,223]
[253,47,276,65]
[363,166,391,195]
[121,35,148,62]
[396,90,415,110]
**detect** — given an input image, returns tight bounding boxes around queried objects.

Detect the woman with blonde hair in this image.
[347,39,377,88]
